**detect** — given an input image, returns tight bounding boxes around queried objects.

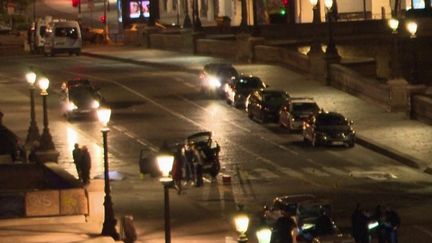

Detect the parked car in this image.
[279,97,320,132]
[263,194,354,243]
[225,75,267,108]
[60,79,104,120]
[199,63,239,97]
[138,131,221,178]
[246,89,290,123]
[303,111,355,147]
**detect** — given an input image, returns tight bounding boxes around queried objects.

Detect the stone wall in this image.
[411,95,432,123]
[330,64,389,107]
[254,45,310,72]
[196,39,238,58]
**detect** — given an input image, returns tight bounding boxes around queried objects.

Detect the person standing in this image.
[384,206,400,243]
[80,146,91,184]
[192,145,204,187]
[182,141,195,185]
[352,203,370,243]
[270,210,297,243]
[171,146,183,194]
[72,143,83,182]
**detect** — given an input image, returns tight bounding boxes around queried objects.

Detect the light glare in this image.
[234,214,249,234]
[26,72,37,85]
[256,228,272,243]
[97,108,111,127]
[157,155,174,177]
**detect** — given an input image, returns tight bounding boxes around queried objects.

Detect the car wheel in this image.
[348,141,355,148]
[261,113,267,123]
[248,110,253,120]
[226,99,232,105]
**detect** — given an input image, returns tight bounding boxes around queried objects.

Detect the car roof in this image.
[66,79,92,88]
[289,97,316,103]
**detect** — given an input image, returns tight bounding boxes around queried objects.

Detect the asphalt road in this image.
[2,55,432,242]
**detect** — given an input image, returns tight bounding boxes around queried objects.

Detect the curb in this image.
[82,49,430,174]
[356,135,422,169]
[0,215,86,227]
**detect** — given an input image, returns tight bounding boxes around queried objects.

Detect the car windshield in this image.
[69,86,95,102]
[298,204,332,221]
[236,77,265,89]
[316,114,348,126]
[263,93,288,105]
[292,102,319,113]
[55,27,78,39]
[217,67,238,78]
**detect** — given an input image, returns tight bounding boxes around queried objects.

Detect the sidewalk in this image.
[81,45,432,172]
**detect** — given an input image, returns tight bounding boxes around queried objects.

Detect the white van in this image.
[44,20,82,56]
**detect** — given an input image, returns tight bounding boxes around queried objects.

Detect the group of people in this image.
[72,143,92,184]
[352,203,401,243]
[171,142,205,194]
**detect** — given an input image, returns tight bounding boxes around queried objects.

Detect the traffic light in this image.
[100,15,106,24]
[72,0,80,7]
[282,0,288,6]
[280,8,286,16]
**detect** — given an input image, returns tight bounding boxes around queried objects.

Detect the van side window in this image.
[55,27,78,39]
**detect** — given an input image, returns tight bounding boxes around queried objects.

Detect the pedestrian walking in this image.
[0,111,18,162]
[315,209,334,236]
[384,206,400,243]
[373,205,386,243]
[72,143,83,182]
[80,145,91,184]
[171,146,183,194]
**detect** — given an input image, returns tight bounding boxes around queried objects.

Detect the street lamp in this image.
[252,0,260,36]
[157,149,175,243]
[37,77,55,151]
[406,21,418,83]
[388,18,401,79]
[234,214,250,243]
[192,0,202,31]
[103,0,110,43]
[324,0,339,59]
[97,107,120,240]
[25,71,40,145]
[240,0,248,30]
[183,0,192,28]
[256,227,272,243]
[308,0,322,55]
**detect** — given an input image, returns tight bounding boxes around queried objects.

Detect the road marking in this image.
[322,167,348,177]
[254,168,280,179]
[414,226,432,239]
[111,124,159,152]
[302,167,331,177]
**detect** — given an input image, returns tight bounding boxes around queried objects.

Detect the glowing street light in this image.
[308,0,322,55]
[97,107,120,240]
[25,71,40,145]
[256,227,272,243]
[388,18,399,33]
[387,18,401,79]
[37,77,55,151]
[406,21,418,38]
[234,214,250,243]
[157,147,174,243]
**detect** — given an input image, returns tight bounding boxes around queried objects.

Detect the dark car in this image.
[303,111,355,147]
[279,98,320,132]
[60,79,104,120]
[263,194,355,243]
[246,89,290,123]
[225,75,267,108]
[199,63,239,97]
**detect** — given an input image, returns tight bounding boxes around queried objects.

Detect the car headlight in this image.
[67,101,78,111]
[91,100,100,109]
[208,77,221,88]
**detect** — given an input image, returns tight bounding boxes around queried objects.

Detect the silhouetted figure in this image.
[0,111,18,161]
[373,205,386,243]
[384,206,400,243]
[171,146,183,194]
[72,143,83,182]
[352,203,370,243]
[80,146,91,184]
[315,210,334,236]
[270,211,297,243]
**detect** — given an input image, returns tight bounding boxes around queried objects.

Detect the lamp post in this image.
[406,21,418,83]
[103,0,109,43]
[97,108,120,240]
[37,77,55,151]
[308,0,323,55]
[192,0,202,31]
[25,71,40,145]
[234,214,250,243]
[183,0,192,28]
[252,0,260,36]
[240,0,248,30]
[157,149,175,243]
[256,227,272,243]
[324,0,339,59]
[388,18,401,79]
